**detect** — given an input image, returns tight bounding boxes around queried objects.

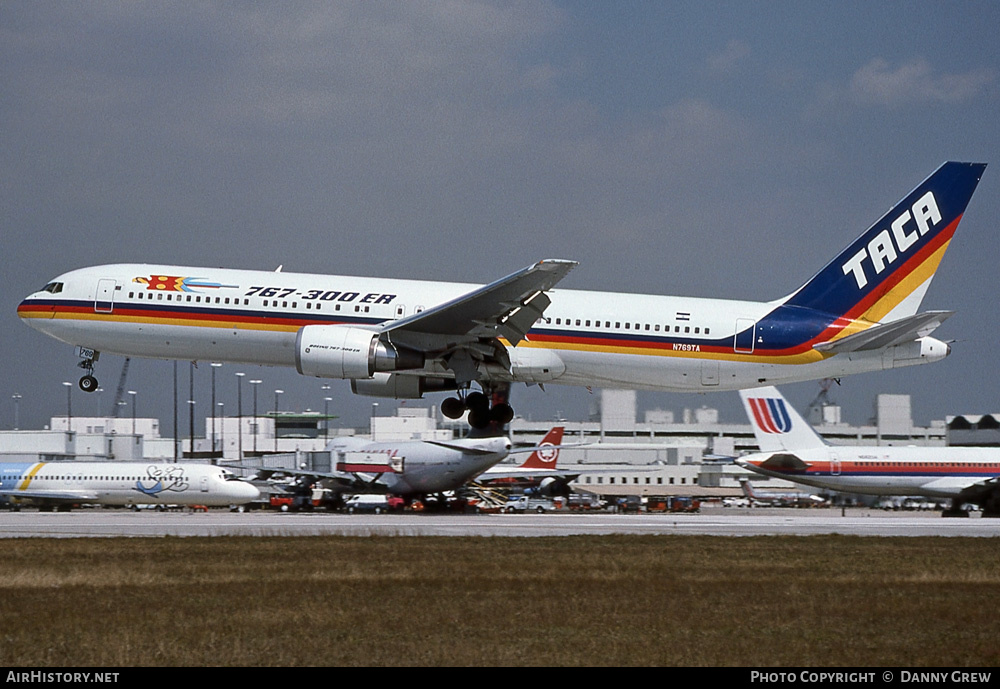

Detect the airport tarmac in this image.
[1,507,998,538]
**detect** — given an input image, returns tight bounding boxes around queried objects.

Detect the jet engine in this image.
[351,373,456,399]
[295,325,424,380]
[527,476,572,498]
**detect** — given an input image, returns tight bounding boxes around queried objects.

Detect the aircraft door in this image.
[95,279,117,313]
[701,360,719,386]
[830,451,841,476]
[734,319,755,354]
[200,475,209,492]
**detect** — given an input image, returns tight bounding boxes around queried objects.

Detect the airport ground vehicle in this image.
[646,496,701,513]
[344,494,390,514]
[503,495,563,513]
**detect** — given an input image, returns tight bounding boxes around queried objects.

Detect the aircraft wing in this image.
[423,440,508,456]
[813,311,953,354]
[925,476,1000,500]
[381,259,577,352]
[0,488,99,503]
[254,467,389,492]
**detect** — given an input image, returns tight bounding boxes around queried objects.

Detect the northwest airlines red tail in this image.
[518,426,564,470]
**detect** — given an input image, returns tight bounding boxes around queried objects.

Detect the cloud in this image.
[847,58,995,107]
[706,40,750,76]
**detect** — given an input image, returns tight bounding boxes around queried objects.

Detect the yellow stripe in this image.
[860,240,950,324]
[17,463,46,491]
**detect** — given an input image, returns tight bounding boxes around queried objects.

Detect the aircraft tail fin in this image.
[738,477,758,501]
[518,426,565,470]
[778,162,986,324]
[739,386,826,453]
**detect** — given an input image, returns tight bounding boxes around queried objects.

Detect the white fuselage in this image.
[738,446,1000,499]
[326,436,511,495]
[0,461,260,507]
[17,263,946,396]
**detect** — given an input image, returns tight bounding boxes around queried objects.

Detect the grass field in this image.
[1,535,998,666]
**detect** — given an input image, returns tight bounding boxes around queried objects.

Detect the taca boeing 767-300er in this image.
[18,162,986,427]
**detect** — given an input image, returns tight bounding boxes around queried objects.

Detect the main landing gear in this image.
[440,389,514,429]
[77,349,99,392]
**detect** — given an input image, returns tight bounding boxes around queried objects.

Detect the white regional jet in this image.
[0,462,259,511]
[737,386,1000,517]
[18,162,986,427]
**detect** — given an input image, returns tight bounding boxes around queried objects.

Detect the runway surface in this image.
[1,507,998,538]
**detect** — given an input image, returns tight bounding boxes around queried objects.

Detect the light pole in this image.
[11,393,21,431]
[235,372,245,460]
[173,361,178,462]
[128,390,137,435]
[250,379,261,455]
[188,362,195,459]
[274,389,283,452]
[62,382,72,434]
[217,402,225,460]
[187,399,196,458]
[210,363,222,462]
[321,384,331,442]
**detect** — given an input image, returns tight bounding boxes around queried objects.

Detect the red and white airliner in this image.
[738,386,1000,517]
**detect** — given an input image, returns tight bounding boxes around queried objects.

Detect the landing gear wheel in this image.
[467,408,492,429]
[490,403,514,425]
[464,392,489,414]
[79,375,98,393]
[441,397,465,419]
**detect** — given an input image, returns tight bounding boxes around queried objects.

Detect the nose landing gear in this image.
[76,349,100,392]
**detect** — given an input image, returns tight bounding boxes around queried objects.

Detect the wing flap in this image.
[382,259,576,346]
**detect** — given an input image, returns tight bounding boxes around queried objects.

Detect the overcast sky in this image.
[3,2,999,433]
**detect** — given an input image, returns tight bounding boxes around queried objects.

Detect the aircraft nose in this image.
[17,293,54,323]
[235,481,260,502]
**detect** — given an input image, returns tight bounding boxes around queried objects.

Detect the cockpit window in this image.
[41,282,64,294]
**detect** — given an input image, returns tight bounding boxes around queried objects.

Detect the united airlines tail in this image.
[779,161,986,325]
[739,386,826,453]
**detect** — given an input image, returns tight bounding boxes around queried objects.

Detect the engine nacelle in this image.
[509,347,566,383]
[531,476,571,497]
[351,373,456,399]
[295,325,424,380]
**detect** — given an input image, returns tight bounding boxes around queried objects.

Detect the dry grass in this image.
[1,535,998,666]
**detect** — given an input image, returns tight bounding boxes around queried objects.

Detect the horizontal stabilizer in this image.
[813,311,953,354]
[756,453,811,472]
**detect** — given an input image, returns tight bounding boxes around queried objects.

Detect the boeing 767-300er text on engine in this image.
[18,162,986,427]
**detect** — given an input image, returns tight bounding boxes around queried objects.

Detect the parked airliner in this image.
[738,477,827,508]
[737,386,1000,517]
[18,162,986,427]
[0,462,260,510]
[256,433,514,501]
